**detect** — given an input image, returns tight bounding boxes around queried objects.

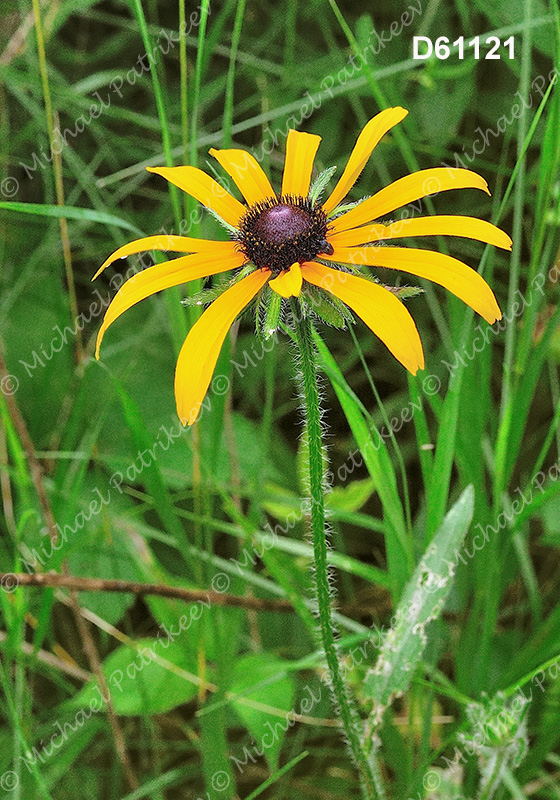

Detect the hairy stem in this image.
[290,300,381,800]
[477,750,508,800]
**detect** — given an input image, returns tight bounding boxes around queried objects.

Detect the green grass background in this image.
[1,0,560,797]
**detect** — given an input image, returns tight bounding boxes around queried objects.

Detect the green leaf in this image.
[0,201,142,234]
[327,198,365,218]
[309,165,337,204]
[66,506,141,625]
[263,290,283,339]
[327,477,376,513]
[363,486,475,722]
[389,285,424,301]
[181,284,228,307]
[73,638,199,716]
[302,285,353,329]
[230,653,296,771]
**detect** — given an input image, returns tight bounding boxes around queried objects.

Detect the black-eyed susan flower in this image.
[95,107,510,426]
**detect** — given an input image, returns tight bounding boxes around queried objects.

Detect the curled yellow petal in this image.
[281,130,322,197]
[93,237,237,281]
[96,249,246,358]
[330,168,491,233]
[301,261,424,374]
[269,263,303,297]
[326,246,502,324]
[328,215,512,250]
[147,165,246,227]
[209,147,276,206]
[175,270,270,425]
[323,107,408,214]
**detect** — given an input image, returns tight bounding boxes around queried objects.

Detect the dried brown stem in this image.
[1,572,294,613]
[68,590,138,791]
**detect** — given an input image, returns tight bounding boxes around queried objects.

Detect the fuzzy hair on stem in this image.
[288,298,384,800]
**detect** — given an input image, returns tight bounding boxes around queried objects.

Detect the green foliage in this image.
[230,653,296,771]
[74,637,199,716]
[1,0,560,797]
[364,486,474,719]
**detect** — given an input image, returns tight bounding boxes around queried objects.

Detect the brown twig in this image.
[68,589,138,790]
[1,572,294,612]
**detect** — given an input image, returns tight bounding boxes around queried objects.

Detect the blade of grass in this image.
[189,0,211,166]
[0,201,143,233]
[244,750,309,800]
[498,0,533,436]
[349,326,413,536]
[222,0,246,148]
[129,0,188,357]
[31,0,82,362]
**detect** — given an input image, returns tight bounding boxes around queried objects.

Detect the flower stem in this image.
[477,751,508,800]
[290,301,381,800]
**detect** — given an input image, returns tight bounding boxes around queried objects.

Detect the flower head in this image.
[95,107,510,425]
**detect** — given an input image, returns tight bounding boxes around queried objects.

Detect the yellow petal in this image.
[269,263,303,297]
[323,107,408,214]
[96,249,245,357]
[301,262,424,374]
[175,270,270,425]
[209,147,276,205]
[326,246,502,324]
[281,129,322,197]
[328,215,512,251]
[146,165,246,227]
[93,237,237,280]
[330,168,491,233]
